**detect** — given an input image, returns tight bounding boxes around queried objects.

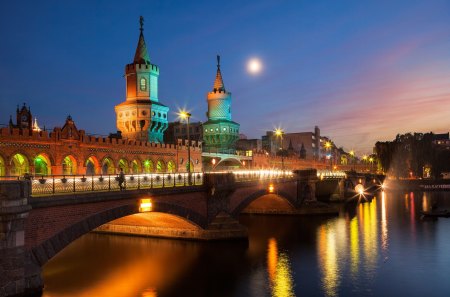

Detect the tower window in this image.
[140,78,147,91]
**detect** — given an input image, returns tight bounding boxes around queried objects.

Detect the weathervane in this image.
[140,16,144,32]
[217,55,220,68]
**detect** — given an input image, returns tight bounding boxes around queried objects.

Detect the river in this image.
[42,191,450,297]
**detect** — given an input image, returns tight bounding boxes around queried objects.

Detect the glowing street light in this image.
[178,109,192,185]
[274,128,284,171]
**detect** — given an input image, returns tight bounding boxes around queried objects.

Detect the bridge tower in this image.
[202,56,240,153]
[115,16,169,143]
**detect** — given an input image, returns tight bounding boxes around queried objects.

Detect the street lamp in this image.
[369,157,374,173]
[349,150,355,171]
[325,141,332,169]
[274,128,284,171]
[179,110,192,185]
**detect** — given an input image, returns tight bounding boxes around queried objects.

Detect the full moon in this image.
[247,58,262,74]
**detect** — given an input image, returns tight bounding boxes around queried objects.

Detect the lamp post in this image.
[275,129,284,171]
[369,157,374,173]
[179,110,192,185]
[349,150,355,171]
[325,141,332,170]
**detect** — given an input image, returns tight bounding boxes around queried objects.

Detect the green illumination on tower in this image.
[202,55,240,153]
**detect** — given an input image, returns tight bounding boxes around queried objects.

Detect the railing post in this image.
[108,175,111,191]
[162,174,165,188]
[91,175,94,191]
[138,175,140,190]
[184,173,186,186]
[73,176,76,192]
[52,176,55,194]
[151,174,153,189]
[173,173,176,187]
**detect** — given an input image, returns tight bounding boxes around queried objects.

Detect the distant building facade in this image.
[262,126,321,160]
[164,121,203,144]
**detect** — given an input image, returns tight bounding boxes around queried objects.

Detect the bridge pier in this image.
[0,180,38,297]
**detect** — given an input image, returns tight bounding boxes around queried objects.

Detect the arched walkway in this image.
[131,159,141,174]
[143,159,154,173]
[102,157,115,175]
[85,156,100,175]
[10,153,30,176]
[167,160,176,173]
[156,160,165,173]
[34,153,52,176]
[62,155,77,175]
[118,159,129,173]
[0,155,5,176]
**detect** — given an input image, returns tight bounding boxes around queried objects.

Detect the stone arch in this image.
[28,201,206,268]
[62,155,77,175]
[231,189,297,217]
[0,155,5,176]
[131,159,142,174]
[156,160,166,173]
[33,153,52,176]
[143,159,154,173]
[101,157,115,175]
[167,160,176,173]
[10,152,30,176]
[118,158,129,173]
[85,155,100,175]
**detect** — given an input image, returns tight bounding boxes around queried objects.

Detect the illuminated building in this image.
[115,16,169,143]
[202,55,240,153]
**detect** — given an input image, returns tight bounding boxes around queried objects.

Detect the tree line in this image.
[375,132,450,179]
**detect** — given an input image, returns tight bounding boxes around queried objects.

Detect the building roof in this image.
[213,55,225,92]
[433,133,449,141]
[133,16,150,65]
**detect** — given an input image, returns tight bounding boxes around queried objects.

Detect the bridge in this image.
[1,169,328,296]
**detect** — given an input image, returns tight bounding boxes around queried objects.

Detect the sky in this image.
[1,0,450,155]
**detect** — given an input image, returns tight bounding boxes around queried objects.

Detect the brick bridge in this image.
[1,170,324,296]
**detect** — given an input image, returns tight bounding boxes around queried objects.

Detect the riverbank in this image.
[385,179,450,191]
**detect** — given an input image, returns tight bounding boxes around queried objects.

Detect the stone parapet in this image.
[0,180,32,297]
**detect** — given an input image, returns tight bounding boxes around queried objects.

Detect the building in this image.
[164,121,203,144]
[114,17,169,143]
[0,17,202,177]
[202,56,240,154]
[236,138,262,152]
[262,126,321,160]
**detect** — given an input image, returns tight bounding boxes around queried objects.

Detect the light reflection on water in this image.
[43,191,450,297]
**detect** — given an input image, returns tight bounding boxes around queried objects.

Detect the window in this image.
[140,78,147,91]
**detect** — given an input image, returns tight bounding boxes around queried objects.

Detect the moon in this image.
[247,58,263,74]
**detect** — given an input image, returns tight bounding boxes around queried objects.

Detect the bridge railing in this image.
[28,172,204,196]
[233,170,294,182]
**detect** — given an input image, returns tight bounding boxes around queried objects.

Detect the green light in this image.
[35,158,42,163]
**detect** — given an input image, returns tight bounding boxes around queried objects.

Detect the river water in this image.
[42,191,450,297]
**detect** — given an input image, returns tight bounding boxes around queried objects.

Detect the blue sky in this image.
[1,0,450,154]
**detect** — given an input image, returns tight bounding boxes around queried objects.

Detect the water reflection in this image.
[266,238,294,297]
[317,224,340,297]
[42,191,450,297]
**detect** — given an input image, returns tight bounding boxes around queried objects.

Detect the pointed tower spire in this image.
[133,16,150,65]
[213,55,225,92]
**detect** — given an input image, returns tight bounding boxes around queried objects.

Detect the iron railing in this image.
[29,172,204,195]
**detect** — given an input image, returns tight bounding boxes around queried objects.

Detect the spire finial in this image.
[217,55,220,68]
[139,16,144,33]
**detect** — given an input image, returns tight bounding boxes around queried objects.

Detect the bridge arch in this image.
[28,201,206,268]
[231,189,297,217]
